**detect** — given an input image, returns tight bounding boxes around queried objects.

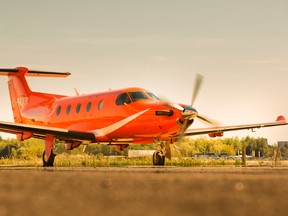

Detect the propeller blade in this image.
[191,74,204,107]
[197,114,220,126]
[159,96,184,111]
[177,120,189,142]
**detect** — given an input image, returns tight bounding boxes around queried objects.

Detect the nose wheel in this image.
[153,151,165,166]
[152,140,171,166]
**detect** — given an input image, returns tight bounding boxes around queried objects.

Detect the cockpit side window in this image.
[116,93,132,105]
[146,92,160,100]
[129,92,149,102]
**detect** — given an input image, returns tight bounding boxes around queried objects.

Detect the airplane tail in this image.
[0,67,70,123]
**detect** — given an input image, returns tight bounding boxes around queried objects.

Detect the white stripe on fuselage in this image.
[91,108,150,137]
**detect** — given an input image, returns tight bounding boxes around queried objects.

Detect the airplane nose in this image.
[182,105,198,120]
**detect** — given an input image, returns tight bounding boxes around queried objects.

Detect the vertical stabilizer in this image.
[0,67,70,123]
[8,67,32,123]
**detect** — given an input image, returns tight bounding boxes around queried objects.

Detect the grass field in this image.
[1,154,287,167]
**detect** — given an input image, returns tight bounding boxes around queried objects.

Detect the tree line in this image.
[0,136,287,160]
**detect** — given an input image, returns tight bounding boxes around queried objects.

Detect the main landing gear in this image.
[42,150,56,167]
[152,141,171,166]
[42,135,56,167]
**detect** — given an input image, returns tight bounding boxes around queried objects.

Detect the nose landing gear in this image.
[153,151,165,166]
[152,140,171,166]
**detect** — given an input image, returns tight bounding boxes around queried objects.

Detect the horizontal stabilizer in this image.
[0,67,71,78]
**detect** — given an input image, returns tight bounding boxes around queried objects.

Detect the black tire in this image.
[153,151,165,166]
[42,150,56,167]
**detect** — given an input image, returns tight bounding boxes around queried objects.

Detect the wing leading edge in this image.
[0,121,96,143]
[181,116,287,138]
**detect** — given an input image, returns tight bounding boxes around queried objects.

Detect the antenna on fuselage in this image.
[74,88,80,96]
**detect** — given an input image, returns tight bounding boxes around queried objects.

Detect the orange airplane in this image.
[0,67,287,166]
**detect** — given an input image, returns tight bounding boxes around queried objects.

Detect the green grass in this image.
[0,157,42,167]
[0,154,246,167]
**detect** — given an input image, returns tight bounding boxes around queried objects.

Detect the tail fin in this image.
[0,67,70,123]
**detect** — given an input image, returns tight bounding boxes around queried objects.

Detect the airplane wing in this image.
[0,116,286,143]
[181,116,287,138]
[0,121,96,143]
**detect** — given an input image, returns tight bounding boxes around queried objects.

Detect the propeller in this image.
[177,74,219,141]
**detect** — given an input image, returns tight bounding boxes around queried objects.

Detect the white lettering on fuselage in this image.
[17,97,28,109]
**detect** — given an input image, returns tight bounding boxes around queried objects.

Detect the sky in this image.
[0,0,287,144]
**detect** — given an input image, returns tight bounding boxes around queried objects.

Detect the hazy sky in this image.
[0,0,287,143]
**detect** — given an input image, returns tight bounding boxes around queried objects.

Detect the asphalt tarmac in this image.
[0,166,288,216]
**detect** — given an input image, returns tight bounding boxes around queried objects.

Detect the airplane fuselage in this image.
[19,87,184,144]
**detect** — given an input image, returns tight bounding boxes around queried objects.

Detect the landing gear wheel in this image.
[42,150,56,167]
[153,151,165,166]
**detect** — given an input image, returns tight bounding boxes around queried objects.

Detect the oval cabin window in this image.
[66,105,71,115]
[86,102,92,112]
[98,99,104,110]
[76,103,81,113]
[56,106,61,116]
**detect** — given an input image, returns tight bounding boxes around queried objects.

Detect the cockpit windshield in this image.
[129,92,150,102]
[116,91,161,105]
[116,93,132,105]
[146,92,160,101]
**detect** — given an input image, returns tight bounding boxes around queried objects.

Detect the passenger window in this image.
[66,105,71,114]
[98,99,104,110]
[116,93,131,105]
[86,102,92,112]
[76,103,81,113]
[56,106,61,116]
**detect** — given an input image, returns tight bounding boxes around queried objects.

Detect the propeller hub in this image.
[182,105,198,120]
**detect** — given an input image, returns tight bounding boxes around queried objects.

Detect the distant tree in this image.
[279,143,288,159]
[19,139,44,159]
